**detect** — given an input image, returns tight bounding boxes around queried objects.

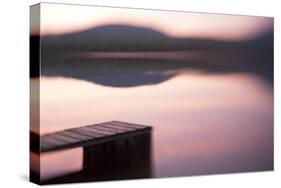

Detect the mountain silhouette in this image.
[40,24,232,52]
[30,24,273,87]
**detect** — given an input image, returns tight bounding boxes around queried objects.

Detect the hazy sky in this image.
[33,3,273,41]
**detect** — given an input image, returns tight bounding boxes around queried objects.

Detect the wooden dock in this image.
[31,121,152,184]
[40,121,152,152]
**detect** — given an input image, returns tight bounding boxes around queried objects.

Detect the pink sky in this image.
[32,3,273,41]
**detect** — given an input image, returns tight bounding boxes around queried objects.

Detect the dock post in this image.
[82,131,152,179]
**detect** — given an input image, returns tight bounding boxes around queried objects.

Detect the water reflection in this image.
[30,70,273,184]
[30,24,273,184]
[39,50,273,88]
[31,24,273,87]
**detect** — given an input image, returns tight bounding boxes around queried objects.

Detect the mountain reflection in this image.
[30,24,273,87]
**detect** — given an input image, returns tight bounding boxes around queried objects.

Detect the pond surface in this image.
[30,63,273,182]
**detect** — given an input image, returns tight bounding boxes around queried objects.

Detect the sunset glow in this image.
[34,3,273,41]
[30,3,274,183]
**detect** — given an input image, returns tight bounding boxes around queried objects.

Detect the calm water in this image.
[31,68,273,182]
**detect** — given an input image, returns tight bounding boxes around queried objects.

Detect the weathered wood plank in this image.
[115,120,149,128]
[101,122,137,131]
[41,135,66,146]
[68,128,104,138]
[61,130,93,141]
[49,133,80,144]
[40,136,68,151]
[78,127,106,137]
[111,121,148,129]
[84,126,117,136]
[88,124,117,133]
[40,121,152,152]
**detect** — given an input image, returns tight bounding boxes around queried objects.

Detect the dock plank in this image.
[101,122,137,131]
[88,124,117,133]
[40,136,68,151]
[48,133,80,144]
[78,127,106,137]
[83,126,117,136]
[110,121,148,129]
[40,121,152,152]
[68,128,104,138]
[61,130,93,141]
[41,135,66,146]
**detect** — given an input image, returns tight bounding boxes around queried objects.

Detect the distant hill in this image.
[39,24,233,52]
[30,24,273,87]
